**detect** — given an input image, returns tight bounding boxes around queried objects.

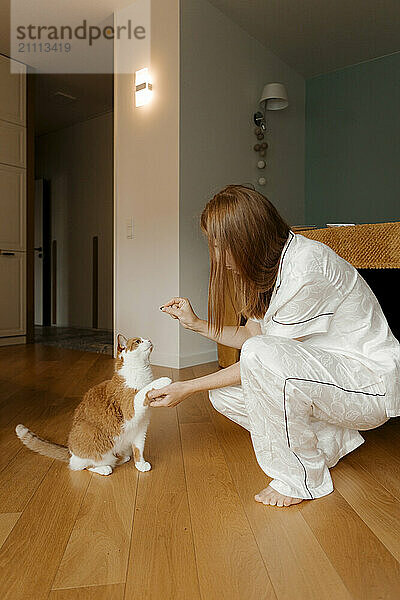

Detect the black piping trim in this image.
[275,230,294,293]
[283,378,314,499]
[285,377,386,398]
[283,377,385,500]
[272,312,334,325]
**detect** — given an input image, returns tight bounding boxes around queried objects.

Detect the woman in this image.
[146,185,400,507]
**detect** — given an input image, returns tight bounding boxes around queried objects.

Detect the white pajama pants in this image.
[209,335,389,500]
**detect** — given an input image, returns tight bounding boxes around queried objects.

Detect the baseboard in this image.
[0,336,26,347]
[178,349,218,368]
[150,351,180,369]
[150,349,218,369]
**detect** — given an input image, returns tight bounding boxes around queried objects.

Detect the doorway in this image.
[34,178,51,327]
[31,74,114,355]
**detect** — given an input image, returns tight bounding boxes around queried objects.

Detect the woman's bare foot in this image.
[255,484,303,507]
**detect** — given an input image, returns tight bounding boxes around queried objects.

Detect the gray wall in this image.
[306,52,400,227]
[179,0,306,364]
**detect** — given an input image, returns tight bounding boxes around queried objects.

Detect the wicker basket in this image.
[295,221,400,269]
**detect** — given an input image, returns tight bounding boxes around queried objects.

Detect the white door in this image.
[0,164,26,251]
[0,54,27,342]
[34,180,44,325]
[0,252,26,336]
[0,121,26,168]
[0,55,26,125]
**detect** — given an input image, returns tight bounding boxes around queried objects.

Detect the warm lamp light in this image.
[135,68,153,107]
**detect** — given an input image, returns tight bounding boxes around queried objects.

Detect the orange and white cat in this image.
[15,335,171,476]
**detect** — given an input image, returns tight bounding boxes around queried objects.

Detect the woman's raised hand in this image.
[160,297,200,330]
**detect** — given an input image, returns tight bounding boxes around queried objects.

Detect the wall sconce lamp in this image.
[254,82,288,129]
[135,68,153,107]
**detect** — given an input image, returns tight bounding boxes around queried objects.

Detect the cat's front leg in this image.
[89,465,113,476]
[115,452,131,465]
[132,424,151,472]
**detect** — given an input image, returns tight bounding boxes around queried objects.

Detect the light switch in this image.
[126,217,134,239]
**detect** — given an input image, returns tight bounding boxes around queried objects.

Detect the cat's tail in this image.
[15,424,70,462]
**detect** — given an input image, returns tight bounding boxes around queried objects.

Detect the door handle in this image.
[0,250,15,256]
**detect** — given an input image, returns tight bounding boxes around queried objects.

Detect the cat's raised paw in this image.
[151,377,172,390]
[135,460,151,472]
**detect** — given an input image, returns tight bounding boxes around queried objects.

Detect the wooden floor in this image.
[0,344,399,600]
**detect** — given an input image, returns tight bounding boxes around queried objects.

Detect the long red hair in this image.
[200,184,290,335]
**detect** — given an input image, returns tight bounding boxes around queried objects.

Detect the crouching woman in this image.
[147,184,400,507]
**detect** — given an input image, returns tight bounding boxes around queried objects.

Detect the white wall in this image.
[114,0,181,367]
[179,0,306,366]
[113,0,305,367]
[35,112,113,330]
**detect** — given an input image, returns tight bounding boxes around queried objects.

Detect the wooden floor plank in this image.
[0,446,53,513]
[62,352,102,398]
[365,416,400,441]
[176,387,211,423]
[0,378,25,403]
[0,344,37,382]
[52,464,138,590]
[12,350,80,390]
[49,583,125,600]
[0,513,21,550]
[0,389,49,473]
[69,354,115,398]
[363,419,400,464]
[124,405,201,600]
[0,383,46,428]
[0,348,88,473]
[152,364,174,378]
[192,361,220,378]
[204,400,352,600]
[1,347,400,600]
[332,456,400,562]
[301,488,400,599]
[0,345,64,425]
[191,361,400,597]
[174,366,211,424]
[0,462,91,600]
[0,351,94,500]
[180,420,276,600]
[344,437,400,501]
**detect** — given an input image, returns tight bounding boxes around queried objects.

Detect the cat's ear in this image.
[117,334,128,354]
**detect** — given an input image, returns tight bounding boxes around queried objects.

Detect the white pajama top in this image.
[249,231,400,417]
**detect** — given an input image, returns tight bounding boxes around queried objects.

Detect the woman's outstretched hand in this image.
[144,381,192,408]
[159,297,200,330]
